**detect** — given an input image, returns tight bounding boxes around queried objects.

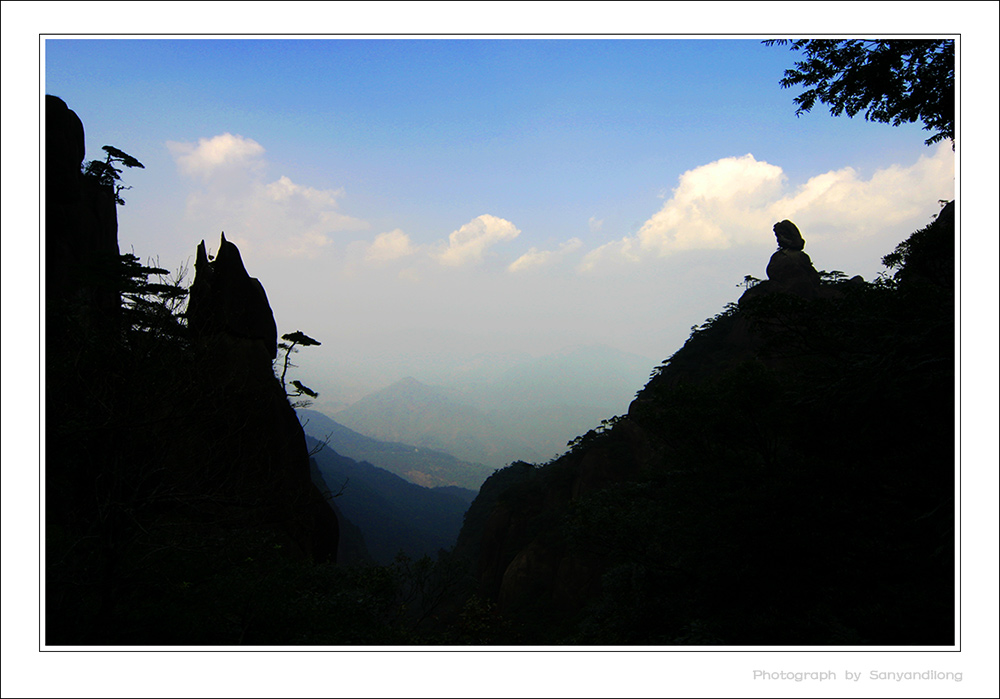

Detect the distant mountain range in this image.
[307,435,476,565]
[297,408,494,491]
[330,376,544,468]
[330,344,655,469]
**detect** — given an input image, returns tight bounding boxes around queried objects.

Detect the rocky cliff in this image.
[45,98,338,644]
[454,210,955,645]
[45,95,121,344]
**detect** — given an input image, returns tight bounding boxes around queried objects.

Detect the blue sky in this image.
[41,36,960,409]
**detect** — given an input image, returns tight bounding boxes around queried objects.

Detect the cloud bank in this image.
[365,229,417,262]
[509,238,583,273]
[166,133,265,179]
[580,143,954,272]
[434,214,521,267]
[168,133,953,276]
[168,134,368,258]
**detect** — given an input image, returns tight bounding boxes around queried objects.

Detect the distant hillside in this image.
[333,345,655,469]
[308,435,476,565]
[446,344,656,461]
[298,408,494,491]
[333,376,547,468]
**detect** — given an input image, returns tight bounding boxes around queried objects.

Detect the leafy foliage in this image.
[566,415,625,453]
[277,330,322,405]
[881,201,956,290]
[82,145,145,204]
[765,39,954,145]
[738,274,763,291]
[117,253,189,342]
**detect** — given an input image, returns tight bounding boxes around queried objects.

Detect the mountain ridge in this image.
[308,436,476,565]
[298,407,495,490]
[333,375,546,468]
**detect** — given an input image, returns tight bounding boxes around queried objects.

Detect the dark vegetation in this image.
[764,39,954,146]
[278,330,322,406]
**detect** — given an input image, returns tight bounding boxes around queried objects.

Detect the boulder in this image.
[764,248,822,298]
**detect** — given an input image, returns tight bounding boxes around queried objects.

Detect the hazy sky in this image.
[42,36,958,409]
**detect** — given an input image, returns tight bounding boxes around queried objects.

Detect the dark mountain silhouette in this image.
[453,205,956,645]
[432,485,479,507]
[45,97,338,645]
[308,436,476,565]
[297,408,494,490]
[308,460,372,566]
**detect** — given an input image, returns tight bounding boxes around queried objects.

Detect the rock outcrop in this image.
[188,233,279,361]
[740,219,822,303]
[45,98,339,644]
[45,95,121,337]
[182,232,337,564]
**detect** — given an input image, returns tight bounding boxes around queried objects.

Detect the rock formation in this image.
[886,200,955,291]
[177,232,338,565]
[45,95,122,336]
[46,98,339,644]
[740,219,822,304]
[187,233,279,361]
[765,219,822,296]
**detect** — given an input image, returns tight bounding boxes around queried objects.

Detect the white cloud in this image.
[168,135,368,258]
[637,154,785,256]
[769,143,956,241]
[509,238,582,273]
[578,236,641,273]
[435,214,521,267]
[166,133,265,178]
[365,229,417,262]
[579,145,955,271]
[265,175,343,206]
[588,216,604,232]
[260,175,364,235]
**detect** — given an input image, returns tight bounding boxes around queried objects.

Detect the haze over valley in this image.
[315,343,654,471]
